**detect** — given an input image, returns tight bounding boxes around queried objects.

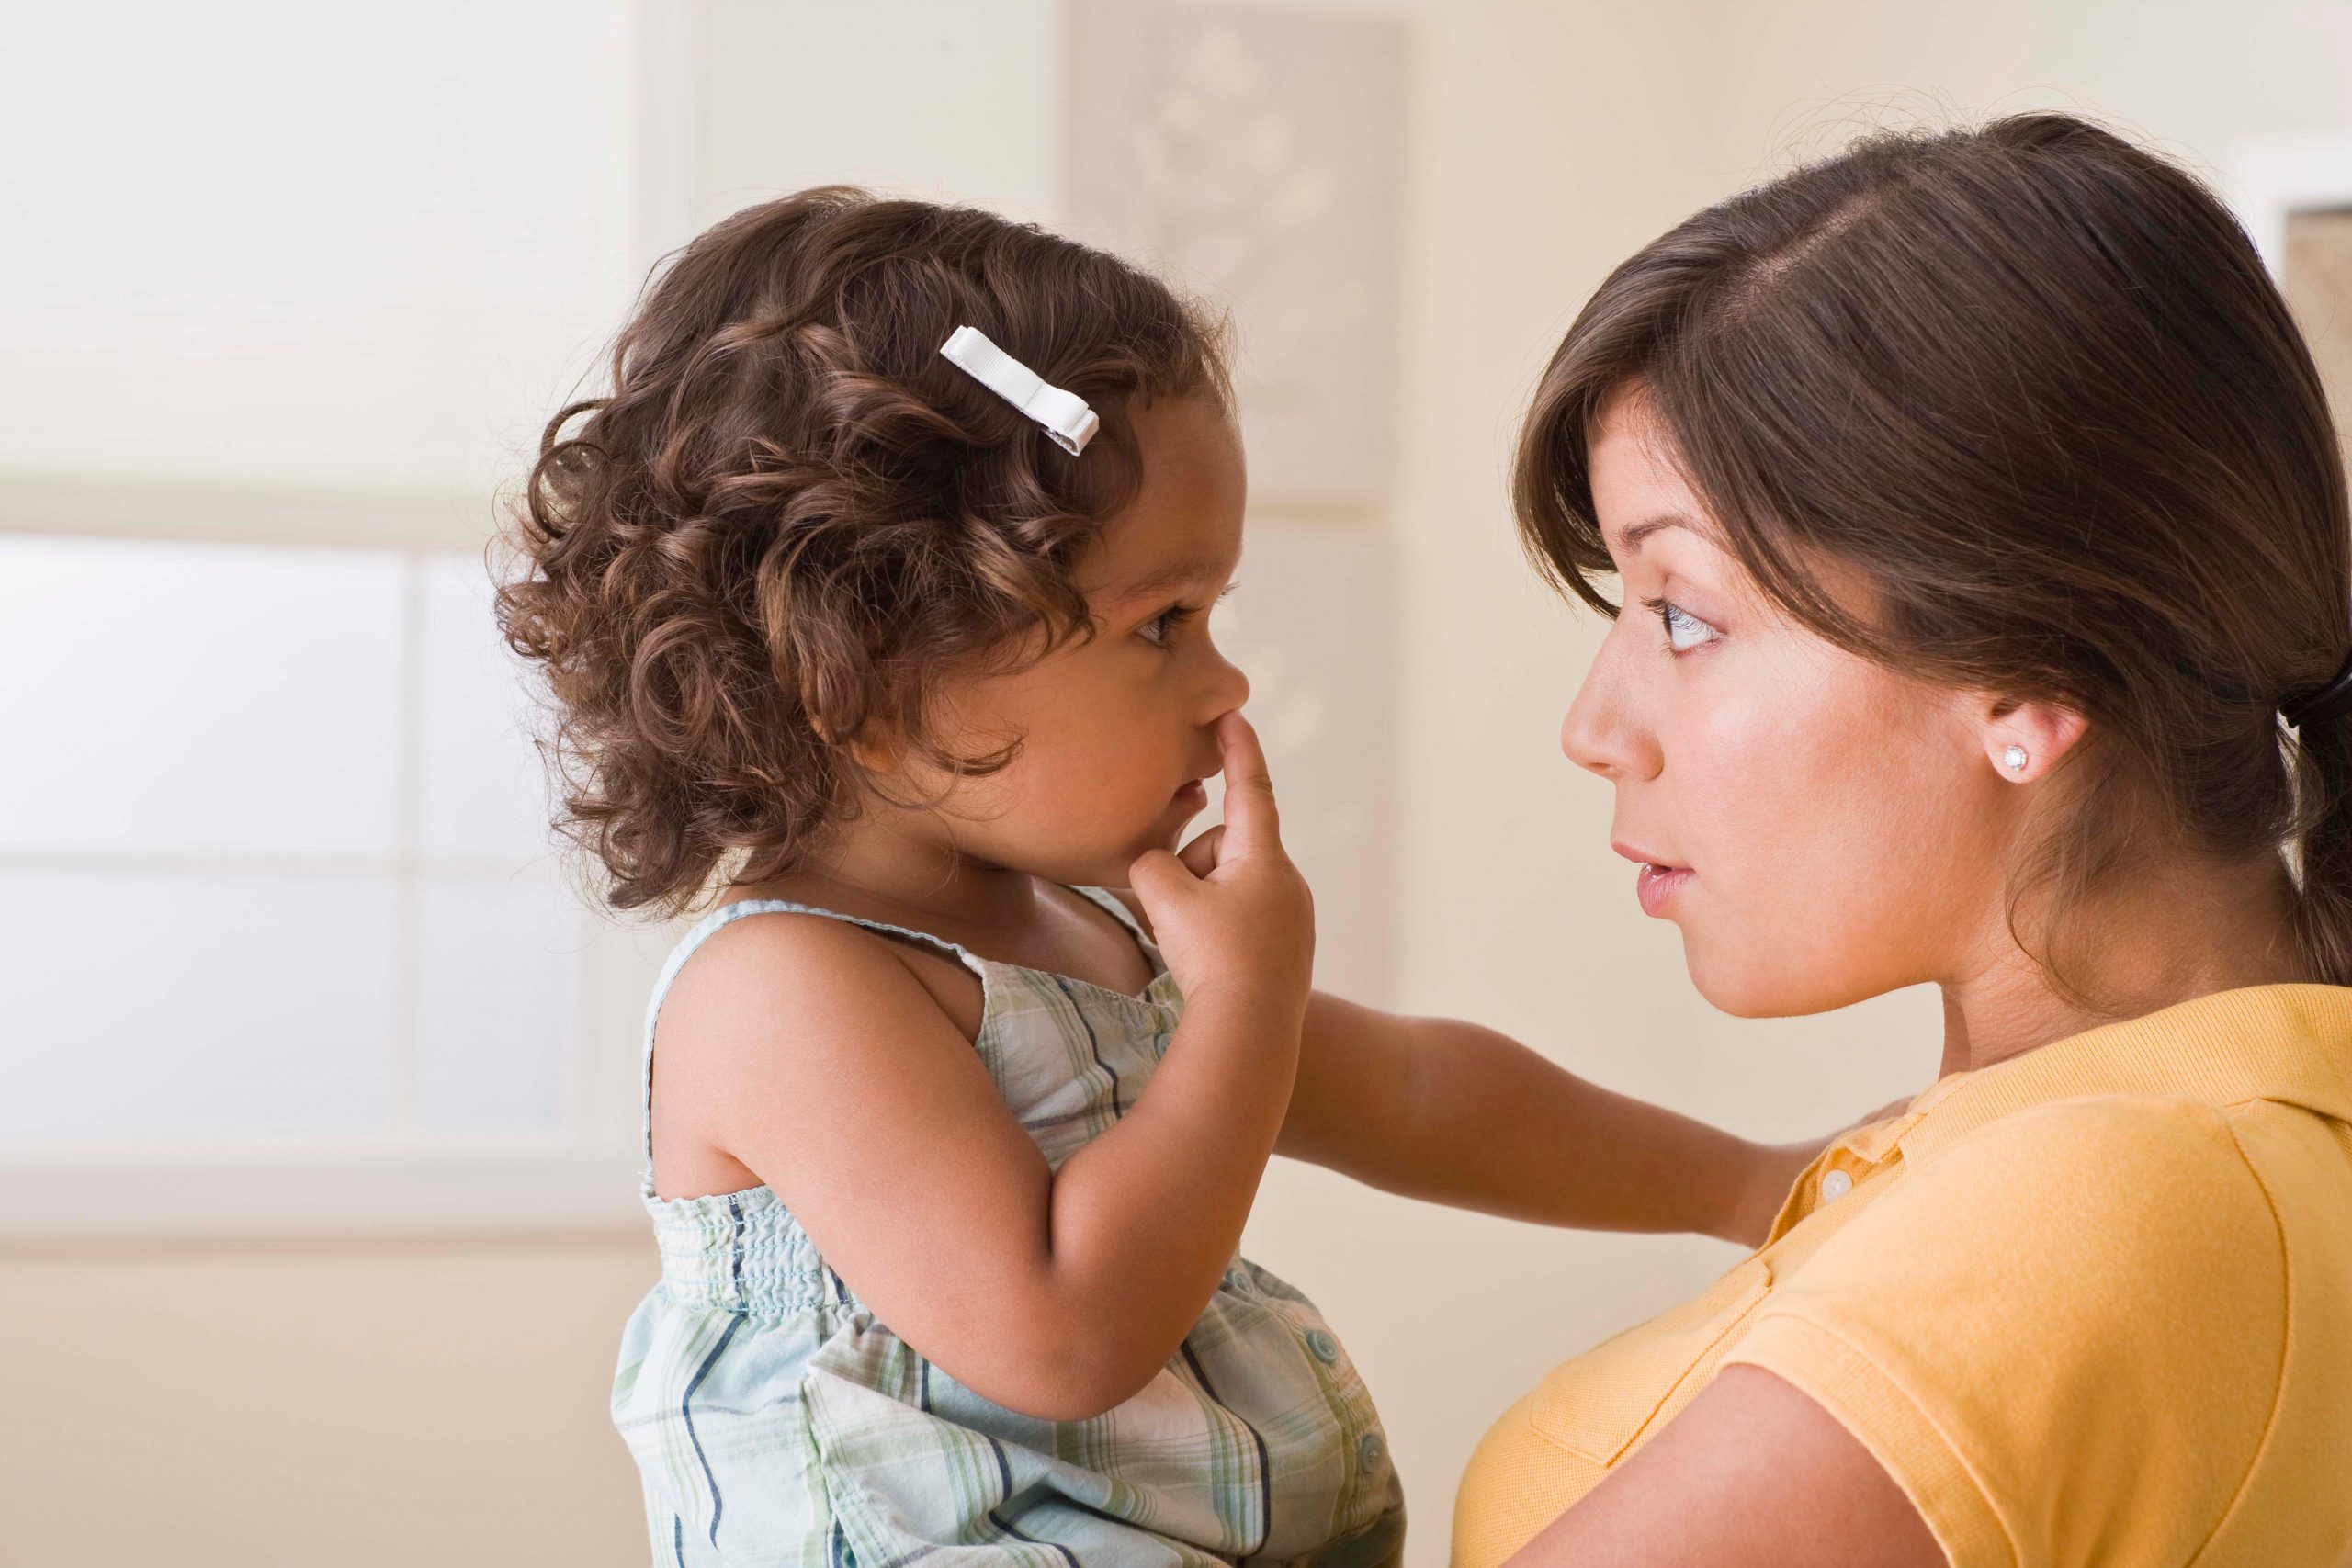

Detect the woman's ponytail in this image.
[2286,660,2352,986]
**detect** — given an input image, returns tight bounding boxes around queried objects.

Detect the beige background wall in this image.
[10,2,2352,1563]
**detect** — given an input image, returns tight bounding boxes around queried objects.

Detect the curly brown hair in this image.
[496,187,1230,919]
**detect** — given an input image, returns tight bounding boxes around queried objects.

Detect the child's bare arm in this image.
[680,714,1308,1423]
[1275,994,1826,1246]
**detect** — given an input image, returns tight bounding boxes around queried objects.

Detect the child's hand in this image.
[1724,1092,1917,1247]
[1127,711,1314,1015]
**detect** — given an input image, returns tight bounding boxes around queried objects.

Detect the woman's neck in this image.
[1938,854,2312,1078]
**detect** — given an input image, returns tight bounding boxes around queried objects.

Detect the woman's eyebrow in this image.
[1609,513,1700,556]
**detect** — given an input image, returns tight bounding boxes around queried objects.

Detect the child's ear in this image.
[804,698,900,775]
[832,711,906,778]
[845,731,901,777]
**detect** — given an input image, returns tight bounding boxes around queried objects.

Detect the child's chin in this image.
[1158,811,1212,858]
[1090,826,1190,886]
[1070,806,1204,886]
[1061,839,1164,890]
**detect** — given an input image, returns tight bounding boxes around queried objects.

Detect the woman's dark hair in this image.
[1514,112,2352,995]
[496,187,1227,918]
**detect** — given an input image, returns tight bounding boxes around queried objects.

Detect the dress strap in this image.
[639,899,981,1169]
[1070,885,1168,979]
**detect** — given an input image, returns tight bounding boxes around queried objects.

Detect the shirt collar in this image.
[1870,982,2352,1170]
[1766,983,2352,1245]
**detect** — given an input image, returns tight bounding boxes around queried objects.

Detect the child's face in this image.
[901,394,1251,888]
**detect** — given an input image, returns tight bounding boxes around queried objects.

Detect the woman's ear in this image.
[1980,697,2089,784]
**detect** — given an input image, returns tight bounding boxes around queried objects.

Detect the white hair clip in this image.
[938,325,1100,456]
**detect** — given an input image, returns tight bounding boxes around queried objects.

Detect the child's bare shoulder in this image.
[661,907,978,1060]
[649,908,996,1198]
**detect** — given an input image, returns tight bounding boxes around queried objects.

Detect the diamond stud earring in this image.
[2003,744,2030,773]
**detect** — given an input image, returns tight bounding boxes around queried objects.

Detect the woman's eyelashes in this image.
[1640,594,1719,655]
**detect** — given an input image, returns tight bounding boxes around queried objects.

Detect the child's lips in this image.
[1172,778,1208,809]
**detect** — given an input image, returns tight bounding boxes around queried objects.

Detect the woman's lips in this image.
[1635,863,1692,917]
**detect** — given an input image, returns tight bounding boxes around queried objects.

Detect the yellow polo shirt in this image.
[1453,983,2352,1567]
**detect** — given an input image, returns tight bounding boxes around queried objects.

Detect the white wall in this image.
[691,0,1061,229]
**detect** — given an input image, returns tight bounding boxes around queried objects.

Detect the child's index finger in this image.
[1214,710,1282,853]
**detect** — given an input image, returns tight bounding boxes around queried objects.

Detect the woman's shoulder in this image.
[1726,1092,2331,1565]
[1903,1091,2276,1242]
[1786,1091,2287,1331]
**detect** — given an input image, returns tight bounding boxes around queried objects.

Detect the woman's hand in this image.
[1127,710,1315,1020]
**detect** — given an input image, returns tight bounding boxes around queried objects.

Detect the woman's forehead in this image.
[1590,401,1720,547]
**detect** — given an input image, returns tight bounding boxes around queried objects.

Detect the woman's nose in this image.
[1560,629,1655,780]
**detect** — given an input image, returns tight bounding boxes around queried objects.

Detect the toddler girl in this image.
[499,187,1815,1565]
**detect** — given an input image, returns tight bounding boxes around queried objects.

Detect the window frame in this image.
[0,0,699,1240]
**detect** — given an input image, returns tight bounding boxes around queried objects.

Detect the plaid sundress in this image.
[612,887,1408,1566]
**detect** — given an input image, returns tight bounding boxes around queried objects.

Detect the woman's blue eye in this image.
[1643,596,1717,653]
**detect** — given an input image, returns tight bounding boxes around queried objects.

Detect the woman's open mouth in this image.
[1634,863,1692,917]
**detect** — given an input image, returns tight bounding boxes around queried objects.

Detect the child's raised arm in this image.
[664,713,1309,1424]
[1276,999,1884,1247]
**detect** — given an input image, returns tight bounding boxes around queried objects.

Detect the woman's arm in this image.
[1500,1366,1943,1566]
[1275,994,1828,1246]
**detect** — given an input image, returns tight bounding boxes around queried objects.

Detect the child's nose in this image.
[1207,649,1251,717]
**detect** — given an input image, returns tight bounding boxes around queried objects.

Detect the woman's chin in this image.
[1687,943,1878,1021]
[1690,976,1784,1019]
[1682,934,1789,1019]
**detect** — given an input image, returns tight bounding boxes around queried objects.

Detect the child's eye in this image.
[1641,595,1719,654]
[1134,583,1236,649]
[1137,604,1198,648]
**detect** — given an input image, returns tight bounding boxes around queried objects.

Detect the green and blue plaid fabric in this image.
[614,889,1407,1566]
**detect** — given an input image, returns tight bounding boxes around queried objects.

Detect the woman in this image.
[1451,113,2352,1566]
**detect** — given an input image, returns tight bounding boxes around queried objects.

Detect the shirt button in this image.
[1305,1329,1339,1365]
[1358,1431,1385,1470]
[1820,1168,1854,1201]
